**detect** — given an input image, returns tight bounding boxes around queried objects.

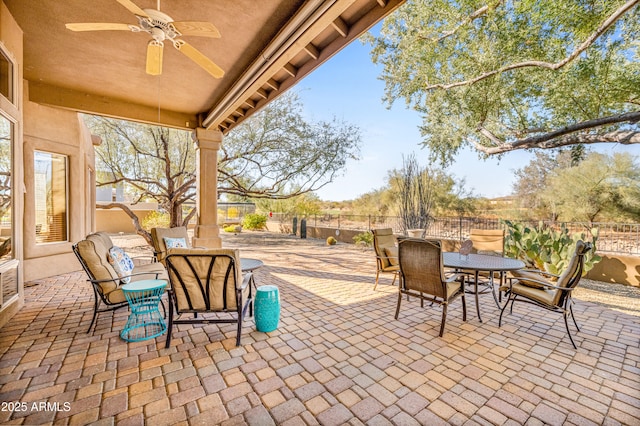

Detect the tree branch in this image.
[423,1,502,44]
[425,0,639,91]
[474,111,640,154]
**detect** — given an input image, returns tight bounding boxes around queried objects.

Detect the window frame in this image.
[33,150,70,245]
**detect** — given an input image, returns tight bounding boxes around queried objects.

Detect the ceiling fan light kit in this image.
[65,0,224,78]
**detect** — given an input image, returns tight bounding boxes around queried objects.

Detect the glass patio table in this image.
[240,258,263,272]
[443,252,525,323]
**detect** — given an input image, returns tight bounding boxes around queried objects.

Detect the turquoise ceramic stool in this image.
[255,285,280,332]
[121,279,167,342]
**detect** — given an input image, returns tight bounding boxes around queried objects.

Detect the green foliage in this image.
[541,152,640,223]
[242,213,268,230]
[142,210,169,231]
[353,232,374,248]
[255,193,322,218]
[502,220,602,275]
[221,91,362,198]
[366,0,640,162]
[326,236,337,245]
[223,225,240,233]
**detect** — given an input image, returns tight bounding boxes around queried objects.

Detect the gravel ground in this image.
[112,231,640,317]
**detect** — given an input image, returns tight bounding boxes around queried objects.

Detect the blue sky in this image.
[292,27,639,202]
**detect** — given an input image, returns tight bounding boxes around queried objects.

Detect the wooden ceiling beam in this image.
[331,17,348,37]
[256,88,269,99]
[303,43,320,60]
[265,78,281,91]
[283,63,298,77]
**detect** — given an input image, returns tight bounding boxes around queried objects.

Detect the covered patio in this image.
[1,232,638,425]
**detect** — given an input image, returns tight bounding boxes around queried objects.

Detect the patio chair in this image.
[164,248,254,347]
[469,228,506,304]
[469,229,505,255]
[73,232,168,333]
[498,240,592,349]
[372,228,400,290]
[151,226,192,265]
[395,237,467,337]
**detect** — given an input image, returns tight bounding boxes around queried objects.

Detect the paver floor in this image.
[0,231,639,425]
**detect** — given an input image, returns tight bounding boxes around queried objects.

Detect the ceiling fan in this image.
[65,0,224,78]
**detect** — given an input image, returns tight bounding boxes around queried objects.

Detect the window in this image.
[34,152,68,243]
[0,50,12,102]
[0,115,11,260]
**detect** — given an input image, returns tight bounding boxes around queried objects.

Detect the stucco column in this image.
[193,128,222,248]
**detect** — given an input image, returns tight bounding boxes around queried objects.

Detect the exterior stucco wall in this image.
[95,208,155,234]
[22,90,94,281]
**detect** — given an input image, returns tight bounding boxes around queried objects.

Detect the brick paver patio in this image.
[0,232,639,425]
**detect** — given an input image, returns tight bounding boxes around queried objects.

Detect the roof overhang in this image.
[6,0,405,133]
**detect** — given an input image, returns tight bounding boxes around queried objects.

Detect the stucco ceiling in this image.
[5,0,404,132]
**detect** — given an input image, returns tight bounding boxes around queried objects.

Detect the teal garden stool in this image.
[121,279,167,342]
[255,285,280,332]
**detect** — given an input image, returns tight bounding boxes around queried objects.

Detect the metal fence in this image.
[269,213,640,255]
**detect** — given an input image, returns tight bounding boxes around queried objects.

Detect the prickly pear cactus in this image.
[502,220,601,275]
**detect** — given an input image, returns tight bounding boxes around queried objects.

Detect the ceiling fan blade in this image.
[116,0,149,17]
[146,41,164,76]
[171,21,221,38]
[175,41,224,78]
[66,23,133,32]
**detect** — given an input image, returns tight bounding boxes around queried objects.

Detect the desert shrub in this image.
[353,231,373,248]
[326,236,337,245]
[242,213,268,230]
[142,210,169,230]
[223,225,241,233]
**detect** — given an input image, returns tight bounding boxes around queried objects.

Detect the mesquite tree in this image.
[367,0,640,164]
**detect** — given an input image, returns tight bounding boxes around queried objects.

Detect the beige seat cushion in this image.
[511,269,547,289]
[166,248,246,311]
[75,238,119,295]
[445,280,462,299]
[133,262,169,282]
[151,227,190,264]
[510,282,556,306]
[105,288,126,304]
[384,246,399,266]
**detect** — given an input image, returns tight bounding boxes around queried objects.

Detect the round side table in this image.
[255,285,280,332]
[121,279,168,342]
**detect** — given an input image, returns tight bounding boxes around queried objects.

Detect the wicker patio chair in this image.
[499,240,592,349]
[164,248,254,347]
[372,228,400,290]
[395,237,467,337]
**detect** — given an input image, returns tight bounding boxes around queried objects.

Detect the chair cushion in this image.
[166,248,243,311]
[108,246,135,284]
[75,238,119,288]
[105,287,126,304]
[164,237,187,249]
[132,262,169,282]
[511,270,547,289]
[445,280,463,299]
[151,227,190,264]
[511,282,556,306]
[384,247,399,266]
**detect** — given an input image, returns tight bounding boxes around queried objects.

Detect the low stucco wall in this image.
[96,209,154,233]
[586,254,640,287]
[265,224,639,286]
